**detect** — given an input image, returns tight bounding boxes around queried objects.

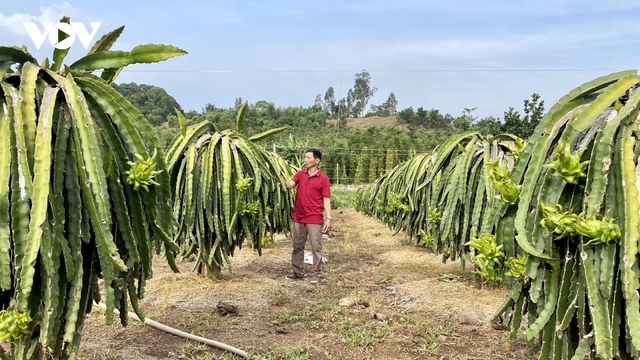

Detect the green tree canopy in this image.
[111,82,183,126]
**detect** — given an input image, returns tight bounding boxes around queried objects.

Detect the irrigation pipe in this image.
[94,302,248,358]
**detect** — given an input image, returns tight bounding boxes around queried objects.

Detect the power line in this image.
[120,69,621,73]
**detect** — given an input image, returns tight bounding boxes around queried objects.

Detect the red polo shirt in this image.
[292,168,331,224]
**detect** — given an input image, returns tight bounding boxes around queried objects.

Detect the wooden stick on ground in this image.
[93,302,248,358]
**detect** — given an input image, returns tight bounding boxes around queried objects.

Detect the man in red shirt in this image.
[284,148,332,284]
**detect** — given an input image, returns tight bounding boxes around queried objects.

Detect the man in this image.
[284,148,332,284]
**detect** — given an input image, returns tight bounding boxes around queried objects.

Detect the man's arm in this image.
[283,171,299,190]
[285,180,297,190]
[323,197,332,233]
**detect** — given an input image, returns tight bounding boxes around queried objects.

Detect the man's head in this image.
[304,148,322,169]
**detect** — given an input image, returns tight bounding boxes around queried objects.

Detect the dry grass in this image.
[76,207,535,360]
[394,278,508,321]
[381,249,467,275]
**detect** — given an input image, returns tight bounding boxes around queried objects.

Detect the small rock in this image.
[458,314,480,326]
[357,300,370,308]
[339,298,356,307]
[374,313,389,322]
[271,321,279,326]
[399,297,414,305]
[275,327,288,334]
[491,317,508,331]
[216,301,238,316]
[385,287,397,296]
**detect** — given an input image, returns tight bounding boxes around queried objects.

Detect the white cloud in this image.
[0,2,84,36]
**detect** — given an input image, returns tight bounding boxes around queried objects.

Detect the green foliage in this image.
[385,149,397,173]
[466,233,503,265]
[330,187,357,209]
[125,149,162,191]
[466,233,506,284]
[367,92,398,117]
[0,19,184,359]
[396,107,452,128]
[323,86,337,117]
[473,116,502,136]
[486,160,521,205]
[539,201,581,239]
[427,208,441,223]
[351,70,378,117]
[504,253,526,280]
[539,201,621,245]
[368,149,380,181]
[500,93,545,138]
[354,153,369,184]
[166,123,295,278]
[0,308,31,342]
[471,257,503,284]
[489,71,640,359]
[418,230,434,247]
[111,82,183,126]
[502,137,527,158]
[543,135,589,184]
[113,78,471,185]
[356,132,522,264]
[236,176,253,192]
[387,192,410,213]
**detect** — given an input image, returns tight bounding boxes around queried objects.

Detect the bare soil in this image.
[78,208,536,360]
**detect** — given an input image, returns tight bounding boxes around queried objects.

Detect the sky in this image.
[1,1,640,119]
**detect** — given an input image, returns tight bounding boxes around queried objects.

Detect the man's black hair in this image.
[306,148,322,161]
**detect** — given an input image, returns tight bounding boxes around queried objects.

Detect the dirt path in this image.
[78,208,534,360]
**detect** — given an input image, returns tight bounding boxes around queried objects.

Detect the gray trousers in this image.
[292,222,323,276]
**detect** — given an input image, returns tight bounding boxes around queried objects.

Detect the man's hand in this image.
[323,219,332,234]
[285,180,296,190]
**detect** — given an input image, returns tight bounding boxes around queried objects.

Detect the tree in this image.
[235,97,243,109]
[366,92,399,117]
[501,107,522,137]
[346,89,355,118]
[112,82,183,126]
[523,93,545,137]
[384,92,398,116]
[204,103,216,112]
[313,93,324,110]
[452,107,477,131]
[500,93,545,139]
[397,107,417,125]
[336,98,346,117]
[352,70,378,117]
[473,116,502,135]
[416,107,427,126]
[324,87,336,117]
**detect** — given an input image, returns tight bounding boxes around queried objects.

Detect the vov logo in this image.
[22,22,101,50]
